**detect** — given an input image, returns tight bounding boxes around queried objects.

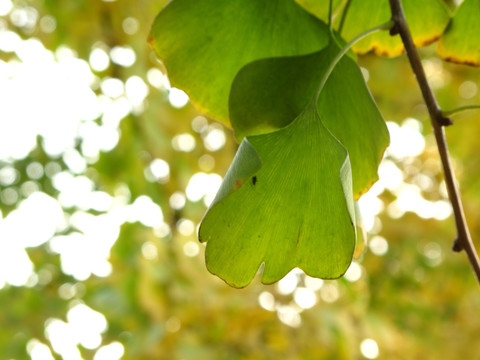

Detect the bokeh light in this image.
[360,338,379,359]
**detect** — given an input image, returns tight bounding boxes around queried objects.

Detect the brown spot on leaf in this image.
[296,225,302,245]
[416,35,440,48]
[234,180,244,190]
[441,56,479,67]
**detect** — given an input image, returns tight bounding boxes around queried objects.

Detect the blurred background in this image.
[1,0,480,359]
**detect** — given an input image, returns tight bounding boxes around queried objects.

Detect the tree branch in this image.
[389,0,480,284]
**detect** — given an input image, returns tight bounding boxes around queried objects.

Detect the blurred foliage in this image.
[0,1,480,360]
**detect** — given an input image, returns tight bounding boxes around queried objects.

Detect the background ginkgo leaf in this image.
[149,0,330,123]
[340,0,450,56]
[199,106,355,288]
[437,0,480,66]
[295,0,344,22]
[229,40,389,198]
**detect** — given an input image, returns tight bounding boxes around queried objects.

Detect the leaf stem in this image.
[389,0,480,285]
[328,0,334,33]
[338,0,352,35]
[442,105,480,117]
[313,20,394,103]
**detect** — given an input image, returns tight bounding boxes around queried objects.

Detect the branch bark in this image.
[389,0,480,284]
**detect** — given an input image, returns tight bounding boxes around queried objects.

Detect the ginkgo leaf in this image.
[340,0,450,56]
[295,0,344,22]
[437,0,480,66]
[229,40,389,198]
[199,105,355,288]
[353,201,367,259]
[149,0,330,123]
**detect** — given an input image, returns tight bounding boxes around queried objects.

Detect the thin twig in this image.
[443,104,480,117]
[389,0,480,284]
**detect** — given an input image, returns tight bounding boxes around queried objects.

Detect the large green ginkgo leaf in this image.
[199,105,355,288]
[340,0,450,56]
[437,0,480,66]
[229,40,389,198]
[149,0,330,123]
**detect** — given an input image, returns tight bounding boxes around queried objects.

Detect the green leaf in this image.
[295,0,344,22]
[353,201,367,259]
[199,106,355,288]
[437,0,480,66]
[340,0,450,56]
[149,0,330,123]
[229,40,389,198]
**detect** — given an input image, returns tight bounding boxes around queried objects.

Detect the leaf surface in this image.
[149,0,330,123]
[295,0,344,22]
[340,0,450,56]
[437,0,480,66]
[229,41,389,198]
[199,106,355,288]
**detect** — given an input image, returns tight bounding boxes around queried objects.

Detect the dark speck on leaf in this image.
[252,176,257,185]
